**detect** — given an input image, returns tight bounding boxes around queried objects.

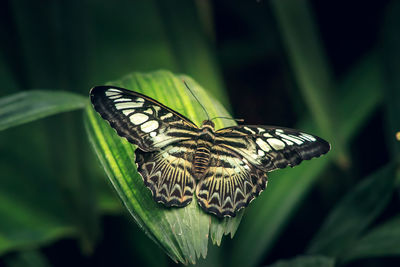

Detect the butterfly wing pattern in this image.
[196,126,330,217]
[90,85,330,217]
[91,86,199,207]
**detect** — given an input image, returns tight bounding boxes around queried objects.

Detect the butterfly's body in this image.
[90,85,330,218]
[193,121,215,178]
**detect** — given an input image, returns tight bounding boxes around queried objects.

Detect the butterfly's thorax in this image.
[193,121,215,178]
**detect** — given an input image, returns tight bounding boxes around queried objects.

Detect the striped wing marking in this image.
[90,86,199,152]
[196,125,330,217]
[135,140,196,207]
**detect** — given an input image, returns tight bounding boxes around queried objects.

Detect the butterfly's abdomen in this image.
[193,141,212,177]
[193,128,215,178]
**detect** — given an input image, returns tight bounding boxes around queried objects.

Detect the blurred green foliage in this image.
[0,0,399,266]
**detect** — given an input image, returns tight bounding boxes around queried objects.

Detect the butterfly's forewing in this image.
[215,125,330,172]
[196,147,267,217]
[90,86,199,207]
[90,86,199,152]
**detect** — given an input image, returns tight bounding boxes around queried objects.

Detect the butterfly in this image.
[90,85,330,218]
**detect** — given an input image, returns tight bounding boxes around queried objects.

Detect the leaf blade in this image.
[0,90,87,131]
[307,164,396,257]
[343,215,400,262]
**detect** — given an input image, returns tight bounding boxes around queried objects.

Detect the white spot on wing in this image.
[122,109,135,116]
[107,89,122,93]
[301,133,316,141]
[143,108,153,115]
[130,113,148,124]
[150,131,157,137]
[244,126,256,134]
[105,90,120,96]
[257,127,265,133]
[258,150,265,156]
[114,98,133,102]
[135,98,145,102]
[282,139,294,145]
[263,132,273,138]
[153,106,161,112]
[276,132,304,145]
[256,138,271,152]
[160,113,173,120]
[141,120,159,133]
[267,138,286,150]
[115,102,143,109]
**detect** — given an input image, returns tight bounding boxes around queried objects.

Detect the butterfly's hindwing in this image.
[196,145,267,217]
[135,140,196,207]
[90,86,199,152]
[215,125,330,172]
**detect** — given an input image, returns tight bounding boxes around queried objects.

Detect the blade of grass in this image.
[0,90,87,131]
[85,70,240,264]
[342,214,400,263]
[307,163,396,256]
[229,52,383,267]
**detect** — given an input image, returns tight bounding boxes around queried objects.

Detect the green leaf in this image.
[0,90,87,131]
[84,70,241,264]
[267,255,335,267]
[343,215,400,262]
[307,164,396,257]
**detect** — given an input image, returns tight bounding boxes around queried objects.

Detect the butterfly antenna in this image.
[210,116,244,123]
[183,80,210,120]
